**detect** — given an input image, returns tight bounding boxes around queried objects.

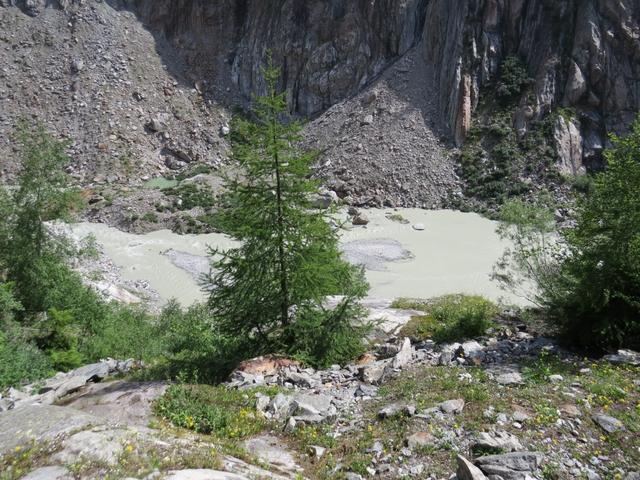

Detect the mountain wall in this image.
[2,0,640,205]
[125,0,639,169]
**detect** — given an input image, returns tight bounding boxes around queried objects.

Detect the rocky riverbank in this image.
[1,305,638,480]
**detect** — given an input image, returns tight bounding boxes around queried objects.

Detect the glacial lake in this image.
[70,209,527,306]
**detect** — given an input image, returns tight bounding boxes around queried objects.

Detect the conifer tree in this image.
[205,64,369,366]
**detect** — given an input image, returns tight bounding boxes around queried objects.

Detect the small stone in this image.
[549,374,564,383]
[559,404,581,418]
[359,361,389,385]
[592,414,625,433]
[412,223,425,231]
[439,398,465,414]
[309,445,326,459]
[496,372,523,385]
[352,213,370,225]
[405,431,436,449]
[220,125,230,136]
[361,114,374,125]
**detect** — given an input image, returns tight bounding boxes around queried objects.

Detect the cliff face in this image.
[128,0,429,116]
[127,0,639,169]
[2,0,639,206]
[427,0,640,168]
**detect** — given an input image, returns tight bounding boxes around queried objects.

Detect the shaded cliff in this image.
[2,0,640,209]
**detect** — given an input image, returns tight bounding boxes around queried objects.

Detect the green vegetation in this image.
[396,294,498,343]
[454,55,562,214]
[164,182,216,210]
[153,384,269,438]
[204,64,370,368]
[496,116,640,351]
[0,123,170,387]
[144,177,179,190]
[495,55,533,101]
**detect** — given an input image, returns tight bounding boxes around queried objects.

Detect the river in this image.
[70,208,525,306]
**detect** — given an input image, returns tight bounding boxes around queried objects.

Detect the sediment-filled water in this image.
[70,209,526,306]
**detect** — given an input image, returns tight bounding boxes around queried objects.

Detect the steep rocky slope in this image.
[1,0,639,211]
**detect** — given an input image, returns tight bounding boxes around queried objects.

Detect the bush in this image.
[544,119,640,350]
[496,55,533,100]
[153,384,269,438]
[398,294,498,343]
[152,301,244,383]
[0,329,53,389]
[496,115,640,350]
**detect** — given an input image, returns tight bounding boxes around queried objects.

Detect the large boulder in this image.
[0,405,102,456]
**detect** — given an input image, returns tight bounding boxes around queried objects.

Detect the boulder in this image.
[53,428,131,465]
[496,372,523,386]
[405,431,436,449]
[475,452,544,479]
[359,360,389,385]
[391,337,413,369]
[0,405,102,456]
[19,466,73,480]
[457,455,488,480]
[243,435,303,474]
[603,349,640,366]
[352,212,370,225]
[165,470,248,480]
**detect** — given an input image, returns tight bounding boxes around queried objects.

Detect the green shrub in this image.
[153,384,268,438]
[497,115,640,350]
[164,183,216,210]
[496,55,533,100]
[142,212,159,223]
[153,301,244,383]
[398,294,498,343]
[0,330,53,389]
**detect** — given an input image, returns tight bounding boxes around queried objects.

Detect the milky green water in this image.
[70,209,526,306]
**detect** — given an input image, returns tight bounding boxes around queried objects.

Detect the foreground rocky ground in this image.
[1,305,639,480]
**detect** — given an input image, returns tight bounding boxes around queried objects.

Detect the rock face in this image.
[128,0,639,168]
[3,0,638,208]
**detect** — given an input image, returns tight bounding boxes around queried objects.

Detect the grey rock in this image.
[344,473,364,480]
[391,337,413,369]
[496,372,523,386]
[603,349,640,366]
[475,452,544,478]
[361,114,374,125]
[439,398,465,414]
[243,435,302,474]
[359,360,389,385]
[412,223,425,231]
[472,431,523,453]
[165,470,248,480]
[592,414,625,433]
[378,403,415,419]
[405,431,436,449]
[0,405,102,456]
[352,213,370,225]
[457,455,488,480]
[53,428,131,465]
[19,466,72,480]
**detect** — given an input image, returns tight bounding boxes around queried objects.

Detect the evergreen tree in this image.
[0,122,83,313]
[205,65,369,367]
